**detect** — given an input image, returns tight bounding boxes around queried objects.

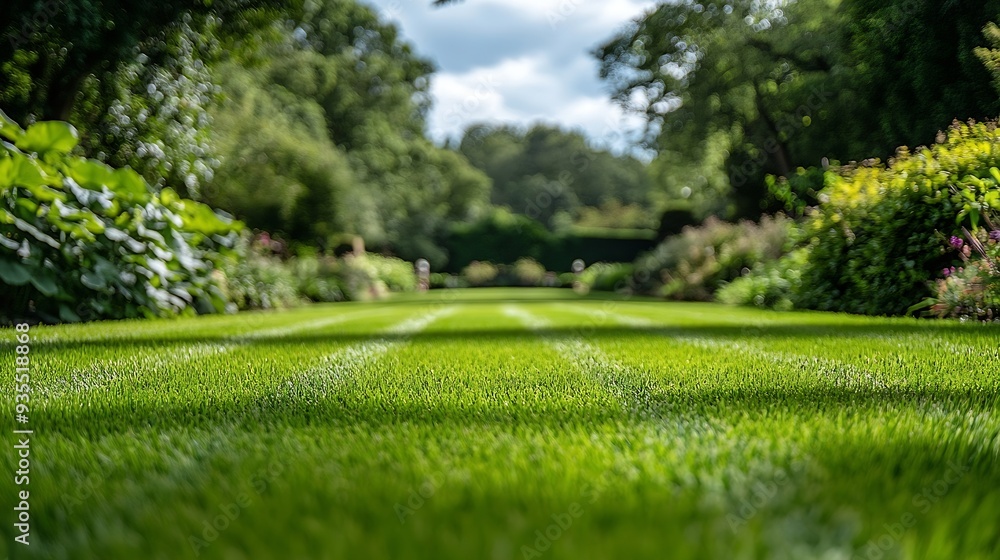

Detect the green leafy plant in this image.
[509,257,547,287]
[924,214,1000,321]
[633,214,793,301]
[219,232,302,311]
[296,252,417,302]
[0,110,240,323]
[794,121,1000,315]
[717,248,808,311]
[461,261,500,288]
[578,262,635,293]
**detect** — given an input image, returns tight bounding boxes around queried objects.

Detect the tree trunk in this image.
[753,85,793,178]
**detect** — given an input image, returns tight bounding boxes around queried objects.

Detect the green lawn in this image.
[2,288,999,560]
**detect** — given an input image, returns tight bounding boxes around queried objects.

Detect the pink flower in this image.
[990,230,1000,241]
[949,236,964,249]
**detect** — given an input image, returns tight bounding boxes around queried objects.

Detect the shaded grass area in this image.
[1,289,998,559]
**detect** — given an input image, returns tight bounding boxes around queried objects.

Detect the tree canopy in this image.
[458,124,654,230]
[597,0,1000,218]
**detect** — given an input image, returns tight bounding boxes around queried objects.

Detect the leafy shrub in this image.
[429,272,464,289]
[578,262,634,293]
[765,166,826,217]
[321,253,416,301]
[447,208,550,271]
[291,254,345,303]
[925,223,1000,321]
[633,214,793,301]
[226,248,417,305]
[510,257,546,286]
[0,111,240,323]
[575,200,657,229]
[363,254,418,293]
[793,121,1000,315]
[219,233,301,311]
[461,261,499,287]
[717,248,808,311]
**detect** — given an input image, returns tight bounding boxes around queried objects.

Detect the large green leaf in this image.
[58,304,81,323]
[12,153,47,189]
[15,197,39,216]
[65,159,116,191]
[111,167,151,202]
[29,273,59,296]
[0,259,31,285]
[174,200,242,236]
[0,158,11,191]
[80,271,107,290]
[0,109,24,143]
[16,121,79,154]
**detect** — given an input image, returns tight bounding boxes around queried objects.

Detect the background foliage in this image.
[0,111,240,323]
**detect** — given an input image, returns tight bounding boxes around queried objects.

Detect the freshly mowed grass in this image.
[2,288,999,560]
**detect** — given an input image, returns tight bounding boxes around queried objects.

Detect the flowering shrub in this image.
[927,219,1000,321]
[792,120,1000,315]
[633,214,793,301]
[461,261,499,287]
[510,257,546,286]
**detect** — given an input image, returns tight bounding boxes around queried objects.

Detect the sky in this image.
[362,0,657,154]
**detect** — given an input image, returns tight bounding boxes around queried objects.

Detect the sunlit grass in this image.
[1,289,998,559]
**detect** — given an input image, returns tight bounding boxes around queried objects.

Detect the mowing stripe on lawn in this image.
[503,304,668,419]
[271,306,459,402]
[557,304,884,390]
[37,305,400,400]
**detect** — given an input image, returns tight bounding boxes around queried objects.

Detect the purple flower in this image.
[949,236,964,249]
[990,230,1000,241]
[942,266,957,277]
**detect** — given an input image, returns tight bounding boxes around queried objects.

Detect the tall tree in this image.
[459,123,653,228]
[597,0,847,218]
[598,0,1000,218]
[844,0,1000,152]
[0,0,292,122]
[203,2,490,263]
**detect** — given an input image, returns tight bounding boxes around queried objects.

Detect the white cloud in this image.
[363,0,656,152]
